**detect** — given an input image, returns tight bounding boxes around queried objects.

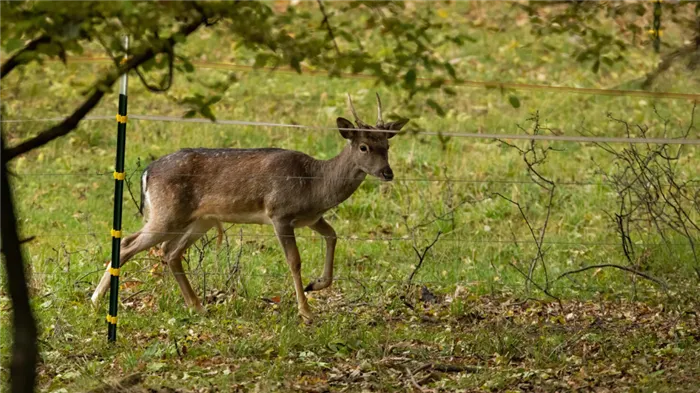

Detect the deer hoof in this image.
[304,277,331,292]
[299,305,313,324]
[189,302,207,315]
[300,313,314,325]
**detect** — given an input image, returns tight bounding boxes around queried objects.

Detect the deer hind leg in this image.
[161,219,216,313]
[272,220,312,323]
[305,217,337,292]
[91,228,174,306]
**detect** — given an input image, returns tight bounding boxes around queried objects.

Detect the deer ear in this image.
[337,117,356,139]
[383,118,409,138]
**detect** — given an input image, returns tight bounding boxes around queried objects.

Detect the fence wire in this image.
[3,114,699,145]
[19,229,695,248]
[43,56,700,101]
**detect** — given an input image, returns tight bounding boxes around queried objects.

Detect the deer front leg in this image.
[305,217,336,292]
[273,220,313,323]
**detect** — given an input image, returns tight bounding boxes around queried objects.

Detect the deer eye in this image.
[359,144,369,153]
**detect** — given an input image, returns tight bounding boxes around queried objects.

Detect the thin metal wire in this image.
[30,268,450,288]
[42,56,700,101]
[10,170,612,186]
[12,168,700,190]
[3,114,699,145]
[19,229,694,247]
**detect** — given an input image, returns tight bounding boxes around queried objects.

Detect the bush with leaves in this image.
[521,1,699,83]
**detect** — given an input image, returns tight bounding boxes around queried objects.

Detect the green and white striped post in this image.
[651,0,662,53]
[108,36,129,342]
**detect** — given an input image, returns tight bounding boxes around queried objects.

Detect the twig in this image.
[316,0,341,56]
[225,228,245,294]
[496,112,557,293]
[508,261,562,309]
[173,337,182,358]
[133,44,175,92]
[407,231,442,285]
[338,275,368,307]
[641,43,698,90]
[555,264,668,291]
[0,236,35,253]
[495,193,551,292]
[1,35,51,78]
[4,15,205,160]
[124,162,142,216]
[404,366,426,393]
[121,289,147,303]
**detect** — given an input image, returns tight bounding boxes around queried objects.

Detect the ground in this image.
[1,2,699,392]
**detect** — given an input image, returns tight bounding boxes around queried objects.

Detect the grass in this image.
[2,2,700,392]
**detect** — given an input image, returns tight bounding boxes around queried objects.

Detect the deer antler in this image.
[346,93,370,129]
[375,93,384,127]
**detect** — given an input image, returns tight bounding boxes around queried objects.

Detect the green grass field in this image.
[2,2,700,392]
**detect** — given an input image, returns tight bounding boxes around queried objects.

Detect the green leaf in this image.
[254,53,271,68]
[442,87,457,96]
[183,61,194,73]
[404,69,417,88]
[508,95,521,109]
[290,57,302,73]
[426,98,446,117]
[591,59,600,73]
[200,106,216,122]
[444,63,457,79]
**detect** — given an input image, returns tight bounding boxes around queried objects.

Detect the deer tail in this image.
[139,169,148,218]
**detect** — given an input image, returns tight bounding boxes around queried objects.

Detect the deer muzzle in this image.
[380,167,394,181]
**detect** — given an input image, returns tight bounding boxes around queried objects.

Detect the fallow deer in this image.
[91,93,409,322]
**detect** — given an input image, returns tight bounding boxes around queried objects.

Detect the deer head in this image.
[336,93,409,181]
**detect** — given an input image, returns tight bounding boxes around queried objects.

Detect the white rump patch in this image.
[142,169,151,220]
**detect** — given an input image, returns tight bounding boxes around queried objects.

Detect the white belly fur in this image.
[206,212,273,225]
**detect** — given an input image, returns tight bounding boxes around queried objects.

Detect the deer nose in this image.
[381,167,394,181]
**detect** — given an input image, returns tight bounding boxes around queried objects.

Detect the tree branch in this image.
[555,264,668,291]
[316,0,340,56]
[1,134,38,393]
[0,35,51,79]
[642,43,698,90]
[4,18,204,161]
[0,236,35,254]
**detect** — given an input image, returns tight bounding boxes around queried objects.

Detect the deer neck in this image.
[315,144,366,209]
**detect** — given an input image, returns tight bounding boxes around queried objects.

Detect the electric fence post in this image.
[107,36,129,342]
[651,0,662,53]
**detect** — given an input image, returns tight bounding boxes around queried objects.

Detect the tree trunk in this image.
[1,133,38,393]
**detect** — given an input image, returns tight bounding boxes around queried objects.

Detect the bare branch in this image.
[0,236,35,253]
[316,0,341,56]
[407,231,442,285]
[641,44,698,90]
[124,162,143,217]
[133,44,175,93]
[1,35,51,79]
[555,264,668,291]
[404,366,427,393]
[507,261,562,308]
